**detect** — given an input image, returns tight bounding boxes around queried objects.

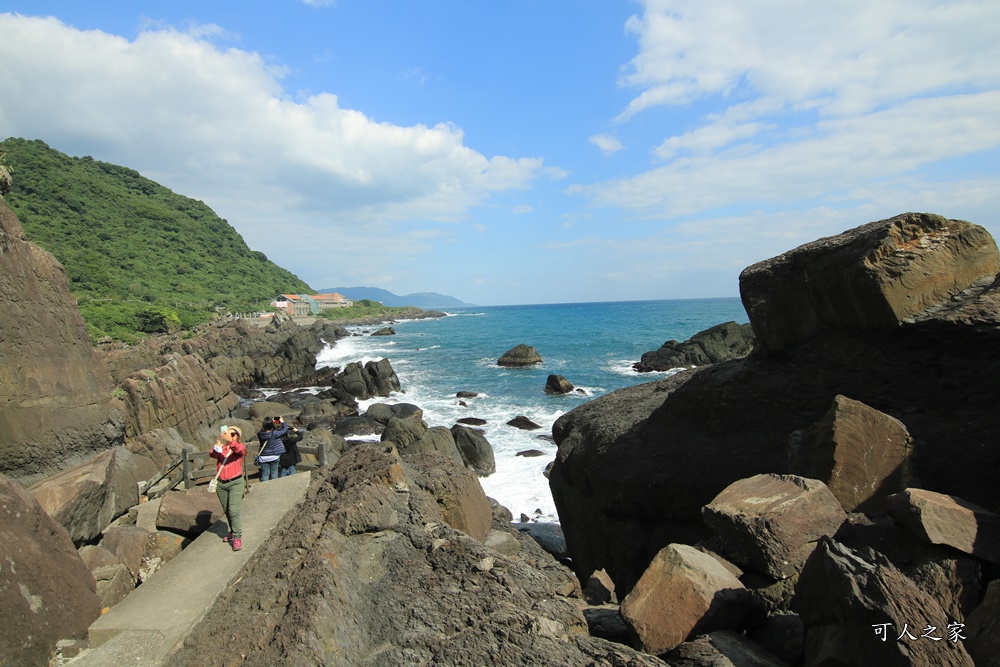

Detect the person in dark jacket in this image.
[279,426,303,477]
[256,416,287,482]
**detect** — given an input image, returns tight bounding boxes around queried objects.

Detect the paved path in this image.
[65,472,312,666]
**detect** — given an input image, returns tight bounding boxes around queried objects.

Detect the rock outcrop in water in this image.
[632,321,755,372]
[498,343,543,367]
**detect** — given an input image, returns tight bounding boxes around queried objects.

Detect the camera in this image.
[273,416,282,422]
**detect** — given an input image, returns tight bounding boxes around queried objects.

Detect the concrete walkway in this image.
[65,471,312,666]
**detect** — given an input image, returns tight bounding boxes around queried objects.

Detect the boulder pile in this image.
[551,212,1000,663]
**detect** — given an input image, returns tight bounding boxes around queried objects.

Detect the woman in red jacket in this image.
[210,426,247,551]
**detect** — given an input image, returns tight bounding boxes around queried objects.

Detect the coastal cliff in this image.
[0,196,122,484]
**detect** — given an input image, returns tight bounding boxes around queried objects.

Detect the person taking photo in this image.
[210,426,246,551]
[256,416,287,482]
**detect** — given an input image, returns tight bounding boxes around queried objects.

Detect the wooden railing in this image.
[141,442,330,498]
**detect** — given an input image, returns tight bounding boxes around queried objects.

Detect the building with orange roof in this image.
[270,293,353,316]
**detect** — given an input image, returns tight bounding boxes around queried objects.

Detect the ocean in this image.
[314,298,749,523]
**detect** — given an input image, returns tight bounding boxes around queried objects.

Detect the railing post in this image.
[318,442,327,467]
[182,452,192,490]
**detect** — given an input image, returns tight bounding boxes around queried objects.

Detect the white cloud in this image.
[588,1,1000,228]
[0,13,543,286]
[301,0,336,7]
[588,134,623,155]
[653,121,766,160]
[587,92,1000,216]
[619,0,1000,120]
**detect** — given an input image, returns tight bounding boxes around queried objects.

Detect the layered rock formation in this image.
[100,317,350,458]
[550,213,1000,598]
[105,317,349,390]
[116,353,239,442]
[740,212,1000,352]
[0,197,122,484]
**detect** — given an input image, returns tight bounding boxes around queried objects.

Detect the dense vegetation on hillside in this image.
[0,138,311,341]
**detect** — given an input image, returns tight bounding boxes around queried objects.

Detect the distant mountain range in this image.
[320,286,475,309]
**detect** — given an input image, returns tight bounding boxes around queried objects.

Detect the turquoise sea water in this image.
[316,298,749,522]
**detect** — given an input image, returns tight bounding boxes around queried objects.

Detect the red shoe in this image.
[223,531,233,543]
[232,537,242,551]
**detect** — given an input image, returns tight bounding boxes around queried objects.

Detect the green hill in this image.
[0,138,311,341]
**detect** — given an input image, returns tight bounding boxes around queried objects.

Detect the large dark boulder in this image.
[793,537,974,665]
[333,415,385,438]
[366,402,423,424]
[965,580,1000,666]
[0,475,101,666]
[329,359,401,400]
[633,321,755,372]
[382,419,464,467]
[550,213,1000,597]
[404,451,493,543]
[450,424,496,476]
[740,212,1000,353]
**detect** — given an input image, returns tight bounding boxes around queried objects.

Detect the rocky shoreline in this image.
[319,308,448,327]
[4,202,1000,665]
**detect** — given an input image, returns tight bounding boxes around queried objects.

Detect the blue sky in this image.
[2,1,998,306]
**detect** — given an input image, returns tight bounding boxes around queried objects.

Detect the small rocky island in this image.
[497,343,543,367]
